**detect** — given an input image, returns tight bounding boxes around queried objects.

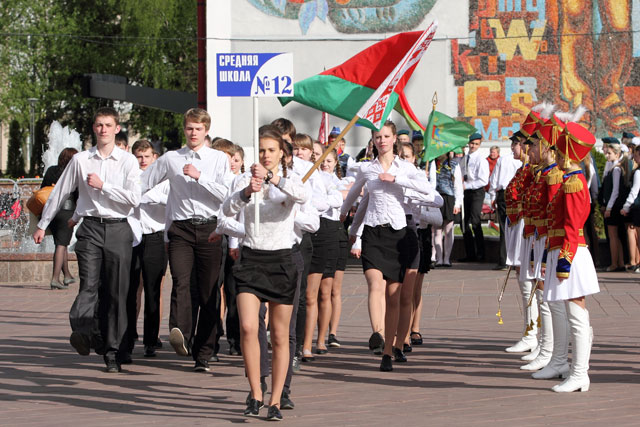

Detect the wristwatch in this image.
[264,170,273,183]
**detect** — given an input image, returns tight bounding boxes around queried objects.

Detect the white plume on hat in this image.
[571,105,588,123]
[531,101,556,120]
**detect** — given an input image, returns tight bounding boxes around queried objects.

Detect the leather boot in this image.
[552,302,592,392]
[521,289,552,370]
[532,301,569,379]
[506,280,538,352]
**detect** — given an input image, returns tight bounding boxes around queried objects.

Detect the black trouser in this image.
[123,231,167,353]
[167,220,222,361]
[463,188,486,260]
[495,189,507,266]
[295,232,313,354]
[223,242,240,350]
[70,219,133,356]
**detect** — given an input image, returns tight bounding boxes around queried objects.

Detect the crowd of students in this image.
[33,103,620,419]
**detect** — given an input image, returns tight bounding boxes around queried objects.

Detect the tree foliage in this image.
[0,0,197,175]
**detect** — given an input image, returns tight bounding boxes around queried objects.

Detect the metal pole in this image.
[253,97,260,234]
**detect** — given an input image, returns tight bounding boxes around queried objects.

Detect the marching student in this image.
[340,120,435,372]
[140,108,230,372]
[122,139,169,360]
[223,124,308,421]
[544,121,599,393]
[33,107,141,373]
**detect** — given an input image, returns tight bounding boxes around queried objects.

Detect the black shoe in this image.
[246,381,268,405]
[403,343,412,353]
[70,332,90,356]
[244,398,264,417]
[169,328,189,356]
[458,257,477,263]
[492,264,508,271]
[266,405,283,421]
[280,391,295,410]
[144,346,157,357]
[104,356,121,373]
[209,354,220,363]
[393,347,407,363]
[328,334,341,348]
[434,263,444,268]
[368,332,384,355]
[155,338,163,349]
[410,332,423,346]
[443,263,452,268]
[117,352,133,365]
[194,359,210,372]
[301,352,315,362]
[380,354,393,372]
[292,355,301,373]
[315,348,328,355]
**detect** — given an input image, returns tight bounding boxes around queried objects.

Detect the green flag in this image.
[423,110,477,162]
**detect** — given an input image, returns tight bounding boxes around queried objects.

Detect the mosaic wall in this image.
[248,0,640,138]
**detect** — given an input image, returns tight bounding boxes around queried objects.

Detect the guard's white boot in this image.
[521,345,540,361]
[552,302,592,392]
[506,280,538,352]
[532,301,569,379]
[521,289,552,371]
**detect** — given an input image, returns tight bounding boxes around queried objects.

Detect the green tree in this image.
[7,120,25,177]
[0,0,198,173]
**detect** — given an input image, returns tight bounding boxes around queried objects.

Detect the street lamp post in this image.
[27,97,37,173]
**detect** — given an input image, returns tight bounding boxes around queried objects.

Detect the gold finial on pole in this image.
[432,91,438,111]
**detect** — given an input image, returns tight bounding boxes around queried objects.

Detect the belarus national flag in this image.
[280,22,437,131]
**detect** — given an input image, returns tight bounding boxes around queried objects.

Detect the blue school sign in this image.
[216,53,294,97]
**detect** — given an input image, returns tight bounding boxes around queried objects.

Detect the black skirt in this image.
[405,227,420,270]
[49,209,74,246]
[361,224,417,283]
[417,226,433,274]
[310,217,340,275]
[440,193,460,223]
[233,247,297,305]
[335,225,349,272]
[631,206,640,227]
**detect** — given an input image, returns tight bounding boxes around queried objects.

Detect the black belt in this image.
[175,216,217,225]
[378,223,392,228]
[84,216,127,224]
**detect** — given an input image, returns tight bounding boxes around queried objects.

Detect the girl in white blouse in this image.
[222,125,308,421]
[340,120,434,372]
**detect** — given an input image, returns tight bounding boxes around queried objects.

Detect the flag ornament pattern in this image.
[356,21,437,130]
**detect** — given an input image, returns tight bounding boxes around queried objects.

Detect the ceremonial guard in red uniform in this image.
[543,121,599,392]
[520,113,565,372]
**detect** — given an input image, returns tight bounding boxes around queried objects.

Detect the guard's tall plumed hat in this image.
[535,110,574,147]
[520,102,554,138]
[556,121,596,163]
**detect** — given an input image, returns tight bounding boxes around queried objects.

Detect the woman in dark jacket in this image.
[41,147,78,289]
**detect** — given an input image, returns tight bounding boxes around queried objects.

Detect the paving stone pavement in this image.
[1,262,639,426]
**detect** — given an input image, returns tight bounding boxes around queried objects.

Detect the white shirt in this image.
[605,166,622,210]
[223,170,309,250]
[319,171,344,220]
[38,146,141,230]
[293,181,320,244]
[461,150,490,190]
[341,155,434,231]
[138,180,170,235]
[623,169,640,212]
[489,153,522,201]
[140,145,230,222]
[292,156,329,214]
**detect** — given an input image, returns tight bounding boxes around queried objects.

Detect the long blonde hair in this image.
[606,143,630,182]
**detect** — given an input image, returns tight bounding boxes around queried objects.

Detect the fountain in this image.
[0,121,83,284]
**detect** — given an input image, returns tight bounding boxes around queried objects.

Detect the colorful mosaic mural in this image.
[247,0,437,34]
[453,0,640,139]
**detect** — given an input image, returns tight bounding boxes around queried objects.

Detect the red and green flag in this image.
[423,110,477,162]
[279,22,438,131]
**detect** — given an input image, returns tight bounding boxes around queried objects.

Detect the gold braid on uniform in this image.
[545,168,563,185]
[563,174,583,193]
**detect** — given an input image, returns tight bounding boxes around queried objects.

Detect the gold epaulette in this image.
[545,168,563,185]
[563,174,583,194]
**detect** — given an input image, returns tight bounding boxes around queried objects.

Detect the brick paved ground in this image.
[1,262,639,426]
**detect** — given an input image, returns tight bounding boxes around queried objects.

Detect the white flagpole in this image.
[253,97,260,235]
